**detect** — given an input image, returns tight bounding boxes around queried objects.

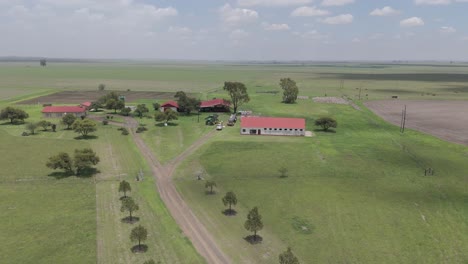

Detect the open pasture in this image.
[365,100,468,145]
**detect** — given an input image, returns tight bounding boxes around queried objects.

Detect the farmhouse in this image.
[42,106,87,118]
[160,101,179,112]
[240,116,306,136]
[200,98,230,112]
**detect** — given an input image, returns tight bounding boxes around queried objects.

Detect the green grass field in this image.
[1,61,468,263]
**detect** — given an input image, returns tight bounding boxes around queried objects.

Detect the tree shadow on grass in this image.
[205,190,216,195]
[0,121,25,126]
[313,129,336,133]
[155,122,178,127]
[74,135,99,140]
[244,235,263,245]
[48,171,75,180]
[222,209,237,216]
[131,244,148,253]
[48,168,99,179]
[121,216,140,224]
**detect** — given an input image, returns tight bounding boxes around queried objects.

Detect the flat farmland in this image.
[365,100,468,145]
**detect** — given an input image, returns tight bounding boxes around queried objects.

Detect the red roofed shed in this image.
[240,116,306,136]
[42,106,87,118]
[160,101,179,112]
[200,98,230,112]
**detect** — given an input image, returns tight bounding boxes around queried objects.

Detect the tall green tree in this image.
[314,117,337,131]
[119,180,132,198]
[155,109,178,124]
[244,207,263,241]
[46,152,74,174]
[72,119,97,137]
[279,247,300,264]
[73,148,100,175]
[25,122,38,135]
[152,102,161,111]
[205,181,217,194]
[121,107,132,116]
[40,59,47,66]
[135,104,149,118]
[222,191,237,214]
[280,78,299,104]
[121,197,139,222]
[0,107,29,124]
[174,91,201,115]
[130,225,148,251]
[98,91,119,105]
[106,99,125,113]
[37,120,51,131]
[223,82,250,114]
[98,83,106,91]
[62,113,77,129]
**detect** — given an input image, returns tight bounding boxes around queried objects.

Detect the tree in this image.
[98,91,119,105]
[25,122,38,135]
[155,109,178,124]
[119,180,132,198]
[244,207,263,241]
[222,191,237,214]
[98,84,106,91]
[121,197,139,222]
[135,104,149,118]
[121,107,132,116]
[106,99,125,113]
[152,102,160,111]
[278,167,288,178]
[73,148,100,175]
[62,113,77,129]
[279,247,300,264]
[51,124,57,132]
[205,181,217,194]
[46,152,74,174]
[0,107,29,124]
[280,78,299,104]
[223,82,250,114]
[130,225,148,251]
[90,102,102,112]
[314,117,337,131]
[72,119,97,137]
[174,91,201,115]
[37,120,51,131]
[40,59,47,66]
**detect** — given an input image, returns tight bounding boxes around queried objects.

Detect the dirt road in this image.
[124,117,230,264]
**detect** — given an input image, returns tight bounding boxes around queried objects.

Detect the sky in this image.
[1,0,468,61]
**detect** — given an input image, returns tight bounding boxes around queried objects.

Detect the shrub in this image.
[102,120,109,125]
[121,128,129,135]
[21,131,29,136]
[136,126,147,133]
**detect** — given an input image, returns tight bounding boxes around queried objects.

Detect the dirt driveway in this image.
[365,100,468,145]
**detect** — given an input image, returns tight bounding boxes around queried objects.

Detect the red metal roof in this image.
[241,116,305,129]
[81,102,92,107]
[42,106,87,113]
[200,98,230,108]
[161,101,179,108]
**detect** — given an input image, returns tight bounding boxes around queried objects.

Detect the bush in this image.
[121,128,129,135]
[315,117,337,131]
[136,126,147,133]
[102,120,109,125]
[21,131,29,136]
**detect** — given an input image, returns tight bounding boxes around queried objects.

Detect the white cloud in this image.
[291,6,330,17]
[321,0,354,6]
[439,26,456,33]
[320,14,353,24]
[262,23,290,31]
[400,17,424,27]
[415,0,451,5]
[299,30,328,40]
[237,0,312,7]
[351,37,361,43]
[370,6,400,16]
[219,4,258,26]
[229,29,250,39]
[168,26,192,34]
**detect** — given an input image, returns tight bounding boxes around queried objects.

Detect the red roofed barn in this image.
[160,101,179,112]
[240,116,306,136]
[200,98,230,112]
[42,106,87,118]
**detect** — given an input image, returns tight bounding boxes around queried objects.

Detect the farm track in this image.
[123,117,231,264]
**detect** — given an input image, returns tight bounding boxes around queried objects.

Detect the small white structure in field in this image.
[240,116,306,136]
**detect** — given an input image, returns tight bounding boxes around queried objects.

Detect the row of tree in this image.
[46,148,100,176]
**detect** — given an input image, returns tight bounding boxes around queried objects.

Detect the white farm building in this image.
[240,116,306,136]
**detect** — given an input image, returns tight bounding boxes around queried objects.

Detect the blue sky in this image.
[1,0,467,60]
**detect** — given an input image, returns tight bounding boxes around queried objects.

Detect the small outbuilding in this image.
[160,101,179,112]
[42,106,87,118]
[240,116,306,136]
[80,102,92,110]
[200,98,230,112]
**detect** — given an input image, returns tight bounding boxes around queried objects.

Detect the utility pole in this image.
[400,105,407,133]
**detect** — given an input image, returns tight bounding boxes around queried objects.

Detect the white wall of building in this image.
[241,127,305,136]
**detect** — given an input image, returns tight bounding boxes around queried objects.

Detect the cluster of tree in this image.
[280,78,299,104]
[92,92,125,113]
[46,148,100,176]
[134,104,149,118]
[174,91,201,115]
[0,107,29,124]
[72,119,97,137]
[223,82,250,114]
[155,109,178,125]
[315,117,337,131]
[25,120,57,134]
